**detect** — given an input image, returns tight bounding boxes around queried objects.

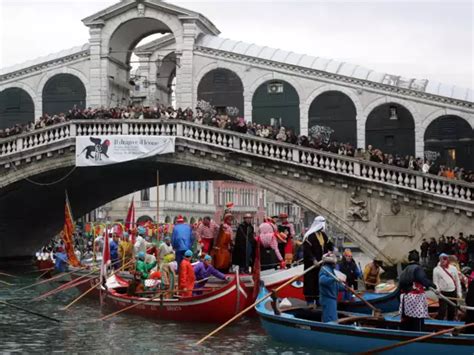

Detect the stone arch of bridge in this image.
[306,87,360,147]
[36,68,89,110]
[41,73,87,116]
[196,68,245,117]
[0,85,35,129]
[362,96,420,155]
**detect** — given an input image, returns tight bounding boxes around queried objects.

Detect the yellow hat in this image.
[343,248,352,257]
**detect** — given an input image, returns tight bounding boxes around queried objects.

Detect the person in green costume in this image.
[136,251,157,280]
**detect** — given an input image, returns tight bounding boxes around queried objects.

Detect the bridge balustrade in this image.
[0,119,472,204]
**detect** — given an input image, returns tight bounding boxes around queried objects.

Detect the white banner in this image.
[75,135,175,167]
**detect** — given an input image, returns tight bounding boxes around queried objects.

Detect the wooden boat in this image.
[255,290,474,354]
[338,287,400,314]
[103,275,248,322]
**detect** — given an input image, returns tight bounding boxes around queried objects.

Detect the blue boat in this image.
[256,289,474,354]
[338,288,400,314]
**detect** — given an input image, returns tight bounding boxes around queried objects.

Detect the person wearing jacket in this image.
[336,248,362,301]
[178,250,195,297]
[136,251,157,280]
[398,250,435,331]
[319,253,344,322]
[172,215,193,268]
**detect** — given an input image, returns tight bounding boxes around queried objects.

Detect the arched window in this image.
[42,74,86,115]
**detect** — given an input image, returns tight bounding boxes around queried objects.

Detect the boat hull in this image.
[104,277,248,323]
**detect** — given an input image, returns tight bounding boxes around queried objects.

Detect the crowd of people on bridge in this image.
[1,103,473,182]
[419,233,474,270]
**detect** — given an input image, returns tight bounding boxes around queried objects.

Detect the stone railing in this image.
[1,119,473,204]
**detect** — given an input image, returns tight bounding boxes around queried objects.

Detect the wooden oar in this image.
[320,266,381,316]
[0,279,14,286]
[0,271,16,278]
[360,322,474,354]
[99,293,164,321]
[34,277,93,301]
[429,287,465,315]
[36,269,53,280]
[194,262,321,346]
[0,300,61,323]
[13,267,88,293]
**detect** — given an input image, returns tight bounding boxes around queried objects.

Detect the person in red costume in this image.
[178,250,195,297]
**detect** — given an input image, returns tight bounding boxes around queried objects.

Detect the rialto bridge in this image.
[0,120,473,262]
[0,0,473,261]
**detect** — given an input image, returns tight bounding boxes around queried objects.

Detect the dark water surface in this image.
[0,267,338,354]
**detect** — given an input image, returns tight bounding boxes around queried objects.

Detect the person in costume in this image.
[54,247,69,273]
[134,226,152,255]
[319,253,344,322]
[363,259,383,290]
[161,254,177,298]
[178,250,195,297]
[303,216,333,305]
[278,213,296,265]
[118,232,134,271]
[336,248,361,301]
[195,216,219,255]
[158,236,175,267]
[135,251,157,280]
[211,213,234,273]
[398,250,435,331]
[258,218,286,271]
[110,233,120,270]
[433,253,462,321]
[232,213,256,273]
[171,215,193,268]
[194,255,227,291]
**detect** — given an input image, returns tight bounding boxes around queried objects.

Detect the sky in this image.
[0,0,473,89]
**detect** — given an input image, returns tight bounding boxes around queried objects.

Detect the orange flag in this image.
[62,192,81,267]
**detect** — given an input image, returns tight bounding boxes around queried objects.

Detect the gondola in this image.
[255,289,474,354]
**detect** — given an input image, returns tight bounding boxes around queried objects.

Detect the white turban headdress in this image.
[303,216,326,241]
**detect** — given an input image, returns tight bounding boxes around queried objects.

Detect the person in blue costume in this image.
[319,253,344,323]
[54,247,69,273]
[110,233,120,270]
[171,215,193,269]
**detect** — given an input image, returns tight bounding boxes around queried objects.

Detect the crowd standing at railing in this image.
[0,103,473,182]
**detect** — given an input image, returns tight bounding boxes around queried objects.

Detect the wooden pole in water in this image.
[156,170,160,237]
[194,263,320,346]
[360,322,474,354]
[13,267,89,293]
[0,300,61,323]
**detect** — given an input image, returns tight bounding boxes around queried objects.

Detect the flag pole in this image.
[156,170,160,234]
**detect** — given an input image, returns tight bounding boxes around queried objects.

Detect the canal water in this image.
[0,265,343,354]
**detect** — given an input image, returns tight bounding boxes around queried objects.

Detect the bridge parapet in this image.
[0,119,472,211]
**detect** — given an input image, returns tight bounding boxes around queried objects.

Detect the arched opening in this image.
[137,215,153,224]
[190,217,196,225]
[0,88,34,129]
[365,103,415,156]
[42,74,86,115]
[308,91,357,146]
[107,18,176,107]
[252,80,300,134]
[197,69,244,115]
[164,215,171,223]
[424,115,473,170]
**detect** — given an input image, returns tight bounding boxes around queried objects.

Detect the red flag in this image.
[125,197,135,242]
[252,236,261,299]
[62,192,80,267]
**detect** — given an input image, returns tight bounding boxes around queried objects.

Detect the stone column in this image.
[209,182,215,206]
[87,24,106,108]
[175,22,196,109]
[176,182,182,202]
[299,102,309,136]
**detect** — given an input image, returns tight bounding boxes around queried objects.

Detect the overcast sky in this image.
[0,0,472,89]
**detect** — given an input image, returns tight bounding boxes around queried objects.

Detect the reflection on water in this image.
[0,267,341,354]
